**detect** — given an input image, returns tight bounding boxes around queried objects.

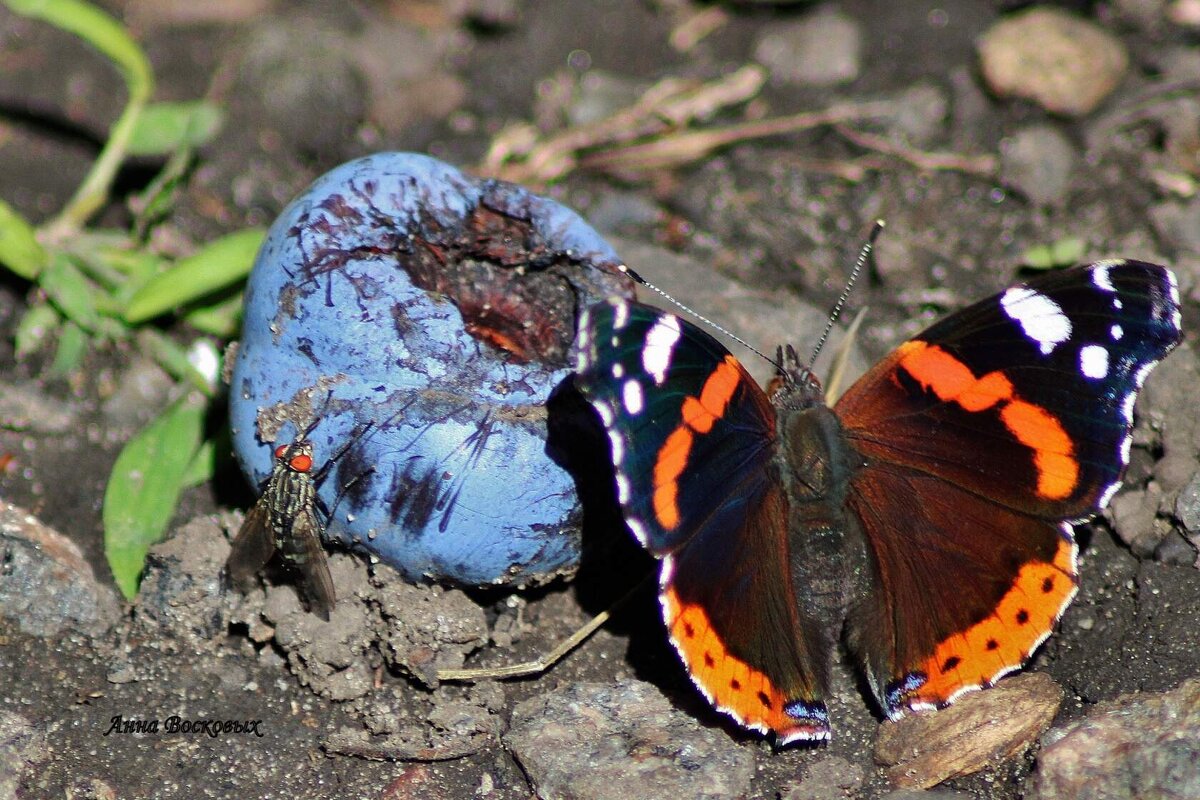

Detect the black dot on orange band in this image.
[730,678,741,691]
[1042,576,1055,593]
[703,652,715,668]
[683,622,695,638]
[757,691,772,710]
[941,655,961,673]
[1016,609,1030,625]
[986,639,999,651]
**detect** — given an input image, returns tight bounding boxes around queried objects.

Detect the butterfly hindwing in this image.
[835,261,1181,715]
[575,299,831,741]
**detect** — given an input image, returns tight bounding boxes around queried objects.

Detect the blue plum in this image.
[229,152,630,586]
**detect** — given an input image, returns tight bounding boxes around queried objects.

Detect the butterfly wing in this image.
[834,260,1181,716]
[575,298,831,742]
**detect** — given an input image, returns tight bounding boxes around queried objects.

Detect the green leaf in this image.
[103,392,207,599]
[123,228,265,323]
[14,302,60,359]
[1021,237,1086,271]
[0,198,48,279]
[137,329,215,396]
[181,437,216,489]
[127,101,224,156]
[40,253,102,332]
[48,319,87,374]
[184,290,244,337]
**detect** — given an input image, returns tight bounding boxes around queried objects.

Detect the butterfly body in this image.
[574,260,1181,743]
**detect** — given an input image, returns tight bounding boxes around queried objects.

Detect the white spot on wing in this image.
[608,430,625,467]
[615,471,631,504]
[1134,362,1153,388]
[628,517,650,547]
[1121,393,1136,424]
[613,301,630,331]
[1110,324,1123,340]
[659,554,675,585]
[622,379,644,414]
[642,315,682,385]
[1091,263,1118,292]
[1079,345,1109,379]
[611,362,624,379]
[1001,287,1071,355]
[595,402,615,427]
[1167,269,1182,330]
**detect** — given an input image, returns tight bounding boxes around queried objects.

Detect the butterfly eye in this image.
[274,444,289,460]
[289,453,313,473]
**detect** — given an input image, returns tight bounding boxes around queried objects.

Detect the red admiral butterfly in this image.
[574,260,1181,742]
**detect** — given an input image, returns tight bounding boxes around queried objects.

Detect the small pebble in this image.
[1035,678,1200,799]
[753,6,862,87]
[978,8,1129,116]
[999,124,1077,207]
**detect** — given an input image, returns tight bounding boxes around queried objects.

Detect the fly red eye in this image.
[274,444,289,459]
[289,453,313,473]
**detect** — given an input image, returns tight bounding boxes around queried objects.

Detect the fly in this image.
[227,420,371,620]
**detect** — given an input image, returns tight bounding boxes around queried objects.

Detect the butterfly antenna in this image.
[617,264,781,371]
[808,220,883,371]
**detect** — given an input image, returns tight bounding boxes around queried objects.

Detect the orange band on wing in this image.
[896,341,1078,500]
[894,535,1077,712]
[653,427,694,530]
[652,356,745,529]
[662,586,821,739]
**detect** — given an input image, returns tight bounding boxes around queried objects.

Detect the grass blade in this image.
[124,228,264,324]
[0,198,48,279]
[103,392,207,599]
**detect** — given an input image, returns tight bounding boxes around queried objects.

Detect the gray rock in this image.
[781,755,865,800]
[753,6,862,87]
[1149,197,1200,255]
[0,711,49,799]
[1035,679,1200,799]
[374,571,488,688]
[1130,341,1200,564]
[891,82,951,147]
[506,680,755,800]
[268,554,378,701]
[0,501,120,638]
[0,380,76,433]
[1109,485,1164,557]
[978,8,1129,116]
[134,514,233,650]
[999,125,1077,207]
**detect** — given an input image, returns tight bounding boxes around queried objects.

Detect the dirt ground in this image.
[2,1,1199,798]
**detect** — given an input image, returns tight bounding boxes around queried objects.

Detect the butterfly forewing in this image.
[575,298,832,741]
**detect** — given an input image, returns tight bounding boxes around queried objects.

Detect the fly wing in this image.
[286,505,337,620]
[226,501,276,591]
